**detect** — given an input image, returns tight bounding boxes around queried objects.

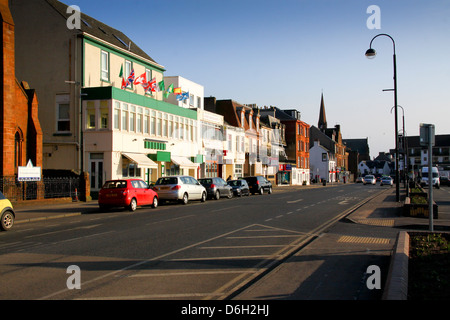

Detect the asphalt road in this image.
[0,183,389,300]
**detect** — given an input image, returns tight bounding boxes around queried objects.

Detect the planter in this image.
[403,196,438,219]
[383,231,450,300]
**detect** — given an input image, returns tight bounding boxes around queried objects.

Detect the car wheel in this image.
[181,193,188,205]
[128,198,137,212]
[227,190,233,199]
[201,192,207,202]
[0,210,14,231]
[214,190,220,200]
[268,187,272,194]
[259,188,264,195]
[151,196,158,208]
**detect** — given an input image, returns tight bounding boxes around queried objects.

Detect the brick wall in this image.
[1,0,42,178]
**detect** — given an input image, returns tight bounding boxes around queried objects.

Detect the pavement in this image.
[234,186,450,300]
[9,184,450,300]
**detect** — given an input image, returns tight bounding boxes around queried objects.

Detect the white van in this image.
[420,166,440,188]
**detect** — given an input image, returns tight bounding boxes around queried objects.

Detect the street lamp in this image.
[366,33,400,202]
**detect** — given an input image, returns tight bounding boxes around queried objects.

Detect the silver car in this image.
[363,175,376,185]
[153,175,207,204]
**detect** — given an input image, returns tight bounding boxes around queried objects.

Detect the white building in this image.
[223,123,246,179]
[164,76,204,110]
[309,140,337,182]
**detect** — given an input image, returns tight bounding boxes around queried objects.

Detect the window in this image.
[129,105,136,132]
[150,111,156,135]
[124,60,132,89]
[137,107,143,133]
[190,94,194,106]
[162,114,168,137]
[100,50,109,81]
[114,102,120,129]
[145,69,152,94]
[144,109,149,134]
[122,104,128,130]
[87,109,95,129]
[168,115,173,138]
[100,101,108,129]
[56,95,70,132]
[156,112,162,136]
[197,97,201,109]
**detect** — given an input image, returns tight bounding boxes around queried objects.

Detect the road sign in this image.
[18,160,41,182]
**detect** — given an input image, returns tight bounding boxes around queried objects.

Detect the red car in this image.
[98,179,158,212]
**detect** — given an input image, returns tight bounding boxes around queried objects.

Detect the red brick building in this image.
[1,0,42,178]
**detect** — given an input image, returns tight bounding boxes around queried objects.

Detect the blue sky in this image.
[67,0,450,158]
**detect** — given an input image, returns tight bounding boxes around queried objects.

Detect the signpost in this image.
[18,160,41,182]
[420,123,435,232]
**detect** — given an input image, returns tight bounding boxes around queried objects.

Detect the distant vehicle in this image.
[227,179,250,197]
[0,191,15,231]
[363,175,376,185]
[242,176,272,195]
[421,167,440,188]
[198,177,233,200]
[98,179,159,212]
[440,176,450,186]
[356,176,364,183]
[380,176,393,186]
[153,175,206,204]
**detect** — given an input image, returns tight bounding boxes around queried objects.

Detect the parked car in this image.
[380,176,393,186]
[440,176,450,186]
[227,179,250,197]
[242,176,272,195]
[0,191,15,231]
[356,176,364,183]
[153,175,206,204]
[363,175,376,185]
[98,179,159,212]
[198,177,233,200]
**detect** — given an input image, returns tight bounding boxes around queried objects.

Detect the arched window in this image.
[14,129,23,173]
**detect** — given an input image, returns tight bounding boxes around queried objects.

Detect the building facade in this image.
[1,0,42,182]
[12,0,203,191]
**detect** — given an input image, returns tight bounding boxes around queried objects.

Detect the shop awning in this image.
[171,155,199,168]
[122,152,158,168]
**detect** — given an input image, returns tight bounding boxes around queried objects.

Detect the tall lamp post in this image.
[365,33,400,202]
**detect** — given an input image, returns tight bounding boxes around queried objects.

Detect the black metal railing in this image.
[0,176,80,201]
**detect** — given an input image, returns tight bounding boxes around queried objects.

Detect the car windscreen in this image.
[227,180,241,186]
[156,177,178,185]
[199,179,212,184]
[102,181,127,188]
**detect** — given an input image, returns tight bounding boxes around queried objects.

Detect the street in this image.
[0,183,380,300]
[2,183,447,300]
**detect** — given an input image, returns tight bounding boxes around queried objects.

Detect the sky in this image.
[66,0,450,159]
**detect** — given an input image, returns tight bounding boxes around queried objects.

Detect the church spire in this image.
[318,93,327,131]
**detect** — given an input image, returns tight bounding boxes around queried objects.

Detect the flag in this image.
[134,72,146,86]
[125,69,135,87]
[177,91,189,101]
[121,77,126,89]
[119,64,123,78]
[157,80,165,92]
[149,77,157,92]
[164,83,174,99]
[142,80,151,93]
[173,87,182,95]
